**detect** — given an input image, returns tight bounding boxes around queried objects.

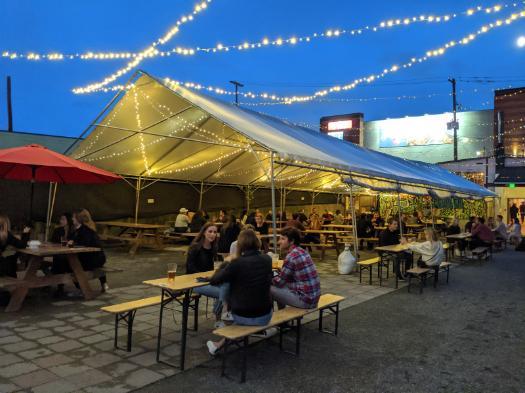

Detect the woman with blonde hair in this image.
[68,209,108,293]
[402,227,444,268]
[0,215,30,277]
[206,228,273,355]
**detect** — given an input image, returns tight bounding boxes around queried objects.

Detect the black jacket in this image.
[0,232,29,254]
[51,226,73,244]
[189,215,207,233]
[210,250,272,318]
[357,218,373,237]
[70,225,106,269]
[186,246,215,274]
[446,225,461,236]
[218,224,241,253]
[379,229,399,246]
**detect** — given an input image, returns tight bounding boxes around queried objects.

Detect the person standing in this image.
[510,203,519,222]
[0,215,30,278]
[206,229,273,355]
[218,214,241,254]
[271,227,321,309]
[520,202,525,224]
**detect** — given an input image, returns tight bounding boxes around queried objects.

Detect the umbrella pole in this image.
[29,181,34,222]
[270,152,277,254]
[45,183,53,241]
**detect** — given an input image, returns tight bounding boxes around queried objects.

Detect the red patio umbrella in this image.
[0,144,121,220]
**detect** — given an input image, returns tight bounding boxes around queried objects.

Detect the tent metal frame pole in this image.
[397,192,404,238]
[198,181,204,211]
[451,197,456,219]
[270,152,278,254]
[134,177,142,224]
[349,184,359,261]
[245,185,251,212]
[430,197,435,230]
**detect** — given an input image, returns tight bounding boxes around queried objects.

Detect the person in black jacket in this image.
[187,222,230,327]
[0,215,30,278]
[206,228,273,355]
[189,210,207,233]
[379,218,412,281]
[218,214,241,253]
[66,209,108,294]
[357,213,374,249]
[50,213,74,295]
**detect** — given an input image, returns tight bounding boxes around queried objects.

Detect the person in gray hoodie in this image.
[402,228,444,267]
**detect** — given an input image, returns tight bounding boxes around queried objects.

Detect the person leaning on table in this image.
[401,228,444,268]
[206,228,274,355]
[0,214,30,278]
[271,226,321,309]
[186,222,231,327]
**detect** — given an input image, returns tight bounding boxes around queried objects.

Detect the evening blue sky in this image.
[1,0,524,137]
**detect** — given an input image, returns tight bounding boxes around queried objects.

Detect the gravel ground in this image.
[134,249,525,393]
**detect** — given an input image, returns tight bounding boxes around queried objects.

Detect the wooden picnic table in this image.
[3,244,100,312]
[98,221,168,256]
[143,270,215,370]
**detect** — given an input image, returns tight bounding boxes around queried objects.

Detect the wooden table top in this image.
[406,224,425,228]
[304,229,351,235]
[144,271,215,292]
[97,221,168,229]
[446,233,472,240]
[374,226,387,230]
[18,244,101,257]
[375,244,410,253]
[322,224,353,229]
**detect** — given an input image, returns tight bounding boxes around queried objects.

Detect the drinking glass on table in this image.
[60,235,68,247]
[167,263,177,282]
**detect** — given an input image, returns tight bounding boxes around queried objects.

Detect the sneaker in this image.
[102,283,110,293]
[221,311,234,322]
[66,289,83,298]
[214,321,225,329]
[206,340,219,356]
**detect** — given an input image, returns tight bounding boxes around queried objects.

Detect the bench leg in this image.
[221,339,229,377]
[359,266,362,284]
[446,266,450,284]
[335,303,339,336]
[241,337,249,383]
[433,268,439,288]
[369,266,373,285]
[318,309,323,332]
[114,314,119,350]
[407,274,412,293]
[295,319,302,356]
[126,310,136,352]
[279,325,284,350]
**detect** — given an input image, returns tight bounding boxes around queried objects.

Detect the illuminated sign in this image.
[327,120,353,131]
[378,113,454,147]
[508,183,516,188]
[327,131,344,140]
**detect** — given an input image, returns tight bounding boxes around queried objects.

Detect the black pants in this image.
[396,252,413,278]
[469,238,491,250]
[0,255,18,278]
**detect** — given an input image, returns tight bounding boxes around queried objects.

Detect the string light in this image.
[3,2,518,62]
[71,1,212,94]
[132,87,151,175]
[78,9,525,103]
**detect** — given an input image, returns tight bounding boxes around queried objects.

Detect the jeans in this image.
[193,283,230,316]
[233,310,272,326]
[270,286,315,309]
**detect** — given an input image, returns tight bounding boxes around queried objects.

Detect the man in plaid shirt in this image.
[271,227,321,309]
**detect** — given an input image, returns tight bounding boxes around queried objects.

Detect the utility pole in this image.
[448,77,458,161]
[7,76,13,132]
[229,80,244,106]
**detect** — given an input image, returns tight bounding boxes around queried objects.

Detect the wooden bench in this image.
[406,267,430,294]
[101,293,200,351]
[360,237,379,248]
[493,238,505,251]
[213,293,345,382]
[357,257,380,285]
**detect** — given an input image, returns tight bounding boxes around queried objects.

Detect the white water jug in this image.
[338,243,356,274]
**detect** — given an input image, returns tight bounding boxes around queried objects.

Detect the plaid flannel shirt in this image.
[273,245,321,306]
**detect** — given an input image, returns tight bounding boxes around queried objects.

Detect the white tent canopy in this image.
[71,71,495,199]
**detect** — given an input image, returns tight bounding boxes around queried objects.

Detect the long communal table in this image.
[374,243,411,289]
[97,221,168,256]
[4,244,100,312]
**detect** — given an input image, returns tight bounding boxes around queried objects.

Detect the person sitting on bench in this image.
[402,228,444,268]
[494,215,508,241]
[271,227,321,309]
[187,222,231,328]
[469,217,495,250]
[206,228,273,355]
[0,215,30,278]
[379,218,413,281]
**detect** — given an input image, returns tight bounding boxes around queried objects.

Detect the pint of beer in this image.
[167,263,177,282]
